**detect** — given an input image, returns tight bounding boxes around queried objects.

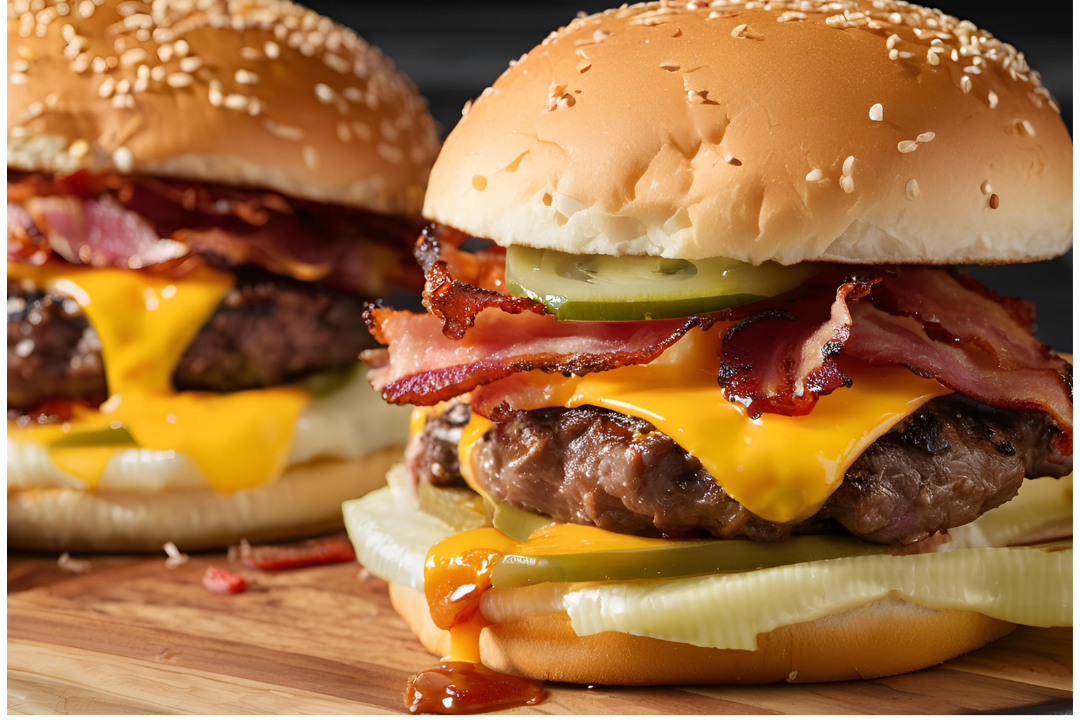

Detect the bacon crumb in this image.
[203,566,247,595]
[235,536,357,572]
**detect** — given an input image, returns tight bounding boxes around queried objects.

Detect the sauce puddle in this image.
[404,661,546,714]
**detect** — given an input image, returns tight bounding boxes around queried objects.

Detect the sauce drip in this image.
[404,662,546,714]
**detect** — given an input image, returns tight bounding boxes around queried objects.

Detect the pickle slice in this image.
[490,535,890,588]
[505,246,817,321]
[48,426,136,448]
[418,481,488,532]
[487,496,554,542]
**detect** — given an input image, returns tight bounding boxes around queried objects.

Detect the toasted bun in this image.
[8,447,401,552]
[8,0,439,214]
[389,583,1015,684]
[424,1,1071,264]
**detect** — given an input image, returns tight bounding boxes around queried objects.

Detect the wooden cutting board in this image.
[7,539,1073,715]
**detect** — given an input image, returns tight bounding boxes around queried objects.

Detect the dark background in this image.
[313,0,1073,352]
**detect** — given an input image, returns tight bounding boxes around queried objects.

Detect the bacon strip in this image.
[7,170,423,296]
[415,224,548,339]
[717,275,879,417]
[846,268,1072,453]
[365,305,718,405]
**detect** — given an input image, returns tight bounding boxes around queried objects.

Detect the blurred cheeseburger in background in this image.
[8,0,439,551]
[347,0,1072,688]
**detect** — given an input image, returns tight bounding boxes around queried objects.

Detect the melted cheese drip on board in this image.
[8,262,308,491]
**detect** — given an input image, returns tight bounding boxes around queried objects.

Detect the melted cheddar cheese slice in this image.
[8,262,308,492]
[458,326,951,524]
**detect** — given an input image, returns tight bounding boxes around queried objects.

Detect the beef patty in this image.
[410,397,1071,545]
[7,271,376,410]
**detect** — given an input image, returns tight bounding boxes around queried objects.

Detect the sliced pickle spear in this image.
[487,496,554,542]
[48,426,136,448]
[505,246,818,321]
[418,481,488,532]
[490,535,890,588]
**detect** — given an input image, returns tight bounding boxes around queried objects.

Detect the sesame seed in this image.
[264,40,280,59]
[961,76,972,93]
[869,103,883,122]
[927,49,940,66]
[840,176,855,193]
[314,83,335,104]
[888,49,900,61]
[97,76,116,98]
[15,338,35,358]
[68,139,89,158]
[179,56,203,73]
[223,93,248,110]
[989,193,1000,209]
[1020,119,1036,136]
[337,121,352,142]
[916,132,935,143]
[166,72,193,88]
[264,120,304,141]
[988,91,999,109]
[173,39,189,57]
[825,14,845,28]
[805,168,823,182]
[112,146,133,172]
[150,65,166,81]
[842,155,855,176]
[377,143,405,164]
[302,144,320,169]
[120,48,146,66]
[886,33,900,49]
[234,69,260,85]
[905,179,920,200]
[731,23,748,39]
[898,51,913,59]
[157,44,173,62]
[897,140,918,153]
[10,72,29,85]
[980,180,993,195]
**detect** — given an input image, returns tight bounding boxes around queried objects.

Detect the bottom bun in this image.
[8,447,402,553]
[389,583,1015,685]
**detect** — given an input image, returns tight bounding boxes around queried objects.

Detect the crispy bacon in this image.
[202,566,247,595]
[365,304,719,406]
[234,536,357,571]
[415,224,548,339]
[717,275,879,416]
[7,170,423,297]
[846,267,1072,453]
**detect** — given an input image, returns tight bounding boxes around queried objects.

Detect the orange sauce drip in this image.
[404,662,546,715]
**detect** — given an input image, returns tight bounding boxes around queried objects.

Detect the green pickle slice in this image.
[505,246,818,321]
[490,535,891,588]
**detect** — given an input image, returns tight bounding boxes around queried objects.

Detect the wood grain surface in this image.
[7,538,1073,715]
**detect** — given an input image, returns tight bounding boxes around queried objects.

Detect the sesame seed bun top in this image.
[7,0,441,215]
[424,0,1072,264]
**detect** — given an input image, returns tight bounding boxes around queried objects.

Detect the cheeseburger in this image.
[349,0,1076,688]
[8,0,440,551]
[347,0,1071,690]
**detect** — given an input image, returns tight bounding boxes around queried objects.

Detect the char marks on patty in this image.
[413,397,1071,545]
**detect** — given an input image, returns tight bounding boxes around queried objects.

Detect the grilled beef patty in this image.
[409,397,1071,545]
[7,271,376,410]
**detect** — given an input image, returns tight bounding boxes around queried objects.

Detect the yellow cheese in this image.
[7,262,308,491]
[458,326,950,523]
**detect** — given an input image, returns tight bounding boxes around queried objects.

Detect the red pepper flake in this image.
[234,535,357,572]
[203,565,246,595]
